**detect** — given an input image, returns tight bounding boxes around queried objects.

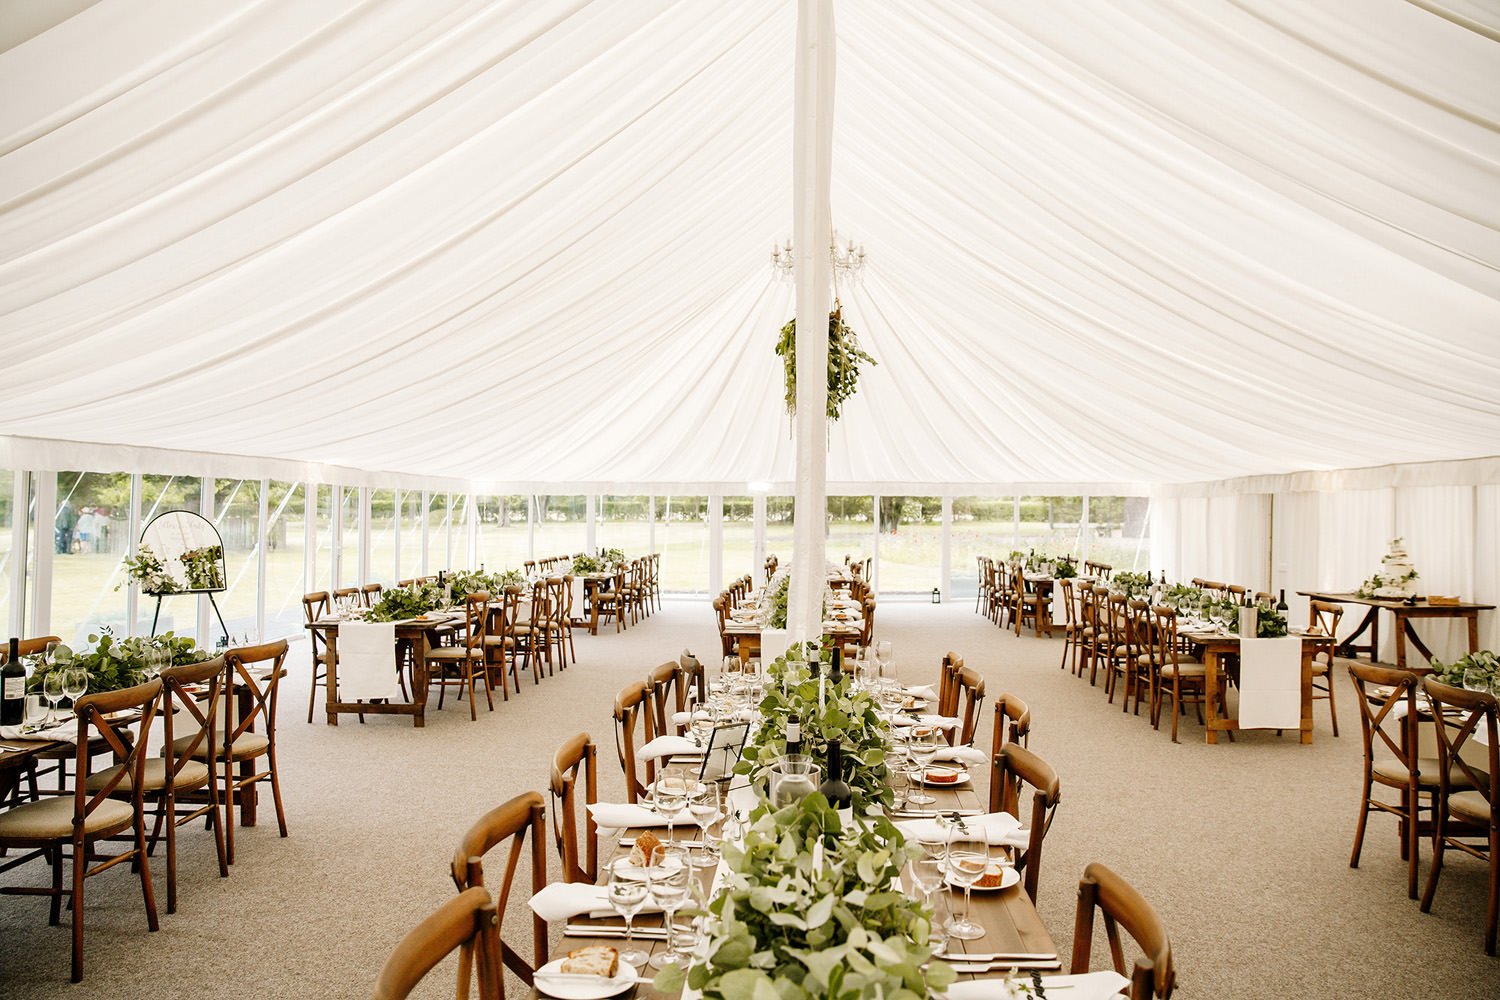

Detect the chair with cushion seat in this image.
[1149,605,1227,744]
[451,791,549,989]
[677,651,706,715]
[612,681,654,802]
[1419,677,1498,954]
[373,886,501,1000]
[426,591,495,720]
[89,655,228,914]
[992,745,1061,904]
[1307,600,1344,736]
[953,665,986,747]
[937,651,964,719]
[173,640,290,865]
[499,585,541,688]
[0,679,164,982]
[990,693,1032,767]
[1346,662,1457,900]
[301,592,332,723]
[548,733,599,885]
[645,661,683,741]
[590,565,629,634]
[1070,862,1175,999]
[361,582,384,607]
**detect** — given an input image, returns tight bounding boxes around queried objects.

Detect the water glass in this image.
[944,827,991,941]
[62,667,88,709]
[646,853,691,969]
[23,694,48,732]
[654,768,690,843]
[686,781,721,868]
[607,859,650,967]
[42,671,65,724]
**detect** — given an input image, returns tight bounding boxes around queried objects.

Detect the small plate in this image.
[534,957,639,999]
[919,766,971,788]
[946,863,1019,893]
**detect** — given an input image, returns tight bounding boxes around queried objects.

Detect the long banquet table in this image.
[305,611,464,727]
[1183,627,1327,745]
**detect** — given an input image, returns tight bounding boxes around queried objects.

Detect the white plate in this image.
[945,864,1019,893]
[918,767,971,788]
[535,957,639,999]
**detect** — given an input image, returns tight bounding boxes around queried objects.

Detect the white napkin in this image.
[901,685,938,702]
[336,622,403,702]
[892,714,960,731]
[527,882,664,921]
[947,971,1128,1000]
[0,721,77,743]
[896,811,1027,848]
[589,802,678,829]
[635,734,703,765]
[1237,636,1302,730]
[930,745,988,766]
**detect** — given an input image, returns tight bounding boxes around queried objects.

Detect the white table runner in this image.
[1237,636,1302,729]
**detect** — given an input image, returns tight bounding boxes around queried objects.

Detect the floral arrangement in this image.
[733,641,892,811]
[366,582,444,623]
[1052,559,1076,580]
[1256,604,1288,638]
[758,571,792,630]
[180,544,225,590]
[654,791,951,1000]
[1431,649,1498,693]
[119,544,181,595]
[775,307,877,422]
[1112,571,1152,597]
[572,554,603,575]
[28,629,209,694]
[601,547,626,564]
[1163,583,1201,608]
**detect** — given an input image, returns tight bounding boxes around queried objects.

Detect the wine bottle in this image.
[818,740,852,809]
[1276,589,1289,613]
[785,712,802,756]
[1,637,24,727]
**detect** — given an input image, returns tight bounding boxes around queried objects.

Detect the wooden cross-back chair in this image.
[677,651,706,711]
[954,665,986,747]
[1076,583,1102,682]
[1308,600,1345,737]
[1057,577,1080,673]
[373,886,501,1000]
[990,693,1032,767]
[302,591,332,723]
[1071,862,1175,999]
[712,595,736,658]
[613,681,654,802]
[937,652,964,719]
[451,791,549,989]
[645,661,682,740]
[1346,662,1431,900]
[1149,606,1221,744]
[361,582,384,607]
[1419,677,1499,954]
[427,591,494,720]
[0,679,163,983]
[549,734,599,885]
[215,641,291,864]
[991,745,1061,904]
[590,564,629,634]
[500,585,542,688]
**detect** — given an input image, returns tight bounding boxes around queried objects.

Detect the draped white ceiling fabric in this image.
[1,0,1497,491]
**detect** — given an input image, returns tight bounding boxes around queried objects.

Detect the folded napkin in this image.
[947,971,1128,1000]
[527,882,664,922]
[589,802,678,829]
[892,714,960,731]
[896,811,1027,848]
[930,745,988,766]
[635,734,703,765]
[0,721,77,743]
[336,622,403,702]
[901,685,938,701]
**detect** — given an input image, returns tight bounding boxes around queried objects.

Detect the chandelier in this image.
[771,230,866,283]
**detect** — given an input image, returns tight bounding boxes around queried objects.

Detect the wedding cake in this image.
[1360,538,1419,599]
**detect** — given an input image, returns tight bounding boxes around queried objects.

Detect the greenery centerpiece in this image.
[572,554,603,575]
[366,582,444,623]
[27,629,209,695]
[1052,558,1077,580]
[179,544,225,590]
[601,547,626,564]
[1112,571,1152,598]
[1431,649,1498,693]
[775,307,877,422]
[758,571,792,630]
[1256,604,1288,638]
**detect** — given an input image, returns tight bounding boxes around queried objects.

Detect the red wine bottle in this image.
[818,740,852,808]
[1,638,24,726]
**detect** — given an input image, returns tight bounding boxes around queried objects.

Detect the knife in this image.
[942,959,1062,973]
[939,952,1058,963]
[563,924,670,941]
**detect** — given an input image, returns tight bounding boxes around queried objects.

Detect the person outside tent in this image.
[55,498,77,554]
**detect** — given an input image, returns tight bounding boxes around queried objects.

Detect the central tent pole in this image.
[786,0,835,646]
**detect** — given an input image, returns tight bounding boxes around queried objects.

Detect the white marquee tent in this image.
[0,0,1497,648]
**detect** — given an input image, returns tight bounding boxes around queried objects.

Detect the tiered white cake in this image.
[1372,539,1418,599]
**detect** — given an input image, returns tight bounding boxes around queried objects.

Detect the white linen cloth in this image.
[900,685,938,702]
[891,714,960,731]
[528,882,661,921]
[588,802,680,829]
[1237,636,1302,730]
[568,576,586,614]
[929,745,988,766]
[759,628,790,667]
[947,971,1128,1000]
[335,622,403,702]
[895,811,1027,848]
[0,721,77,743]
[1051,582,1069,627]
[635,734,703,765]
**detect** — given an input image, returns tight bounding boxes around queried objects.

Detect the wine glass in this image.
[62,667,88,713]
[910,856,945,907]
[944,825,992,941]
[42,671,65,725]
[906,726,941,806]
[646,851,691,969]
[875,640,894,681]
[654,768,690,844]
[686,781,721,868]
[607,858,650,968]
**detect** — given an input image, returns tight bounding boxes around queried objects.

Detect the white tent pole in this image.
[787,0,835,647]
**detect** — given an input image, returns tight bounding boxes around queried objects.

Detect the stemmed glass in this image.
[654,768,690,845]
[875,640,894,682]
[905,725,941,806]
[62,667,88,713]
[646,851,691,969]
[910,856,946,937]
[686,781,721,868]
[944,825,992,941]
[42,671,65,726]
[607,858,650,968]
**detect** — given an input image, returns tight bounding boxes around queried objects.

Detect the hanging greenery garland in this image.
[774,305,876,422]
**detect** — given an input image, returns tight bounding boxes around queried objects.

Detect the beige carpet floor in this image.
[0,601,1495,999]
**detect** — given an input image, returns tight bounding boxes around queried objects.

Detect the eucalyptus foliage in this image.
[775,308,876,423]
[27,629,208,694]
[366,583,444,623]
[1431,649,1498,690]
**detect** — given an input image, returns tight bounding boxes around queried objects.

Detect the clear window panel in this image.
[826,496,869,567]
[313,484,334,594]
[599,495,650,558]
[369,488,397,585]
[427,493,452,574]
[138,475,203,638]
[338,487,359,587]
[1088,496,1151,572]
[476,494,530,571]
[0,471,12,628]
[950,496,1014,598]
[451,494,470,568]
[657,495,708,594]
[534,495,585,559]
[53,471,132,645]
[1019,496,1083,561]
[761,497,796,580]
[264,481,306,639]
[722,496,754,583]
[398,490,424,580]
[877,495,943,593]
[212,479,260,640]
